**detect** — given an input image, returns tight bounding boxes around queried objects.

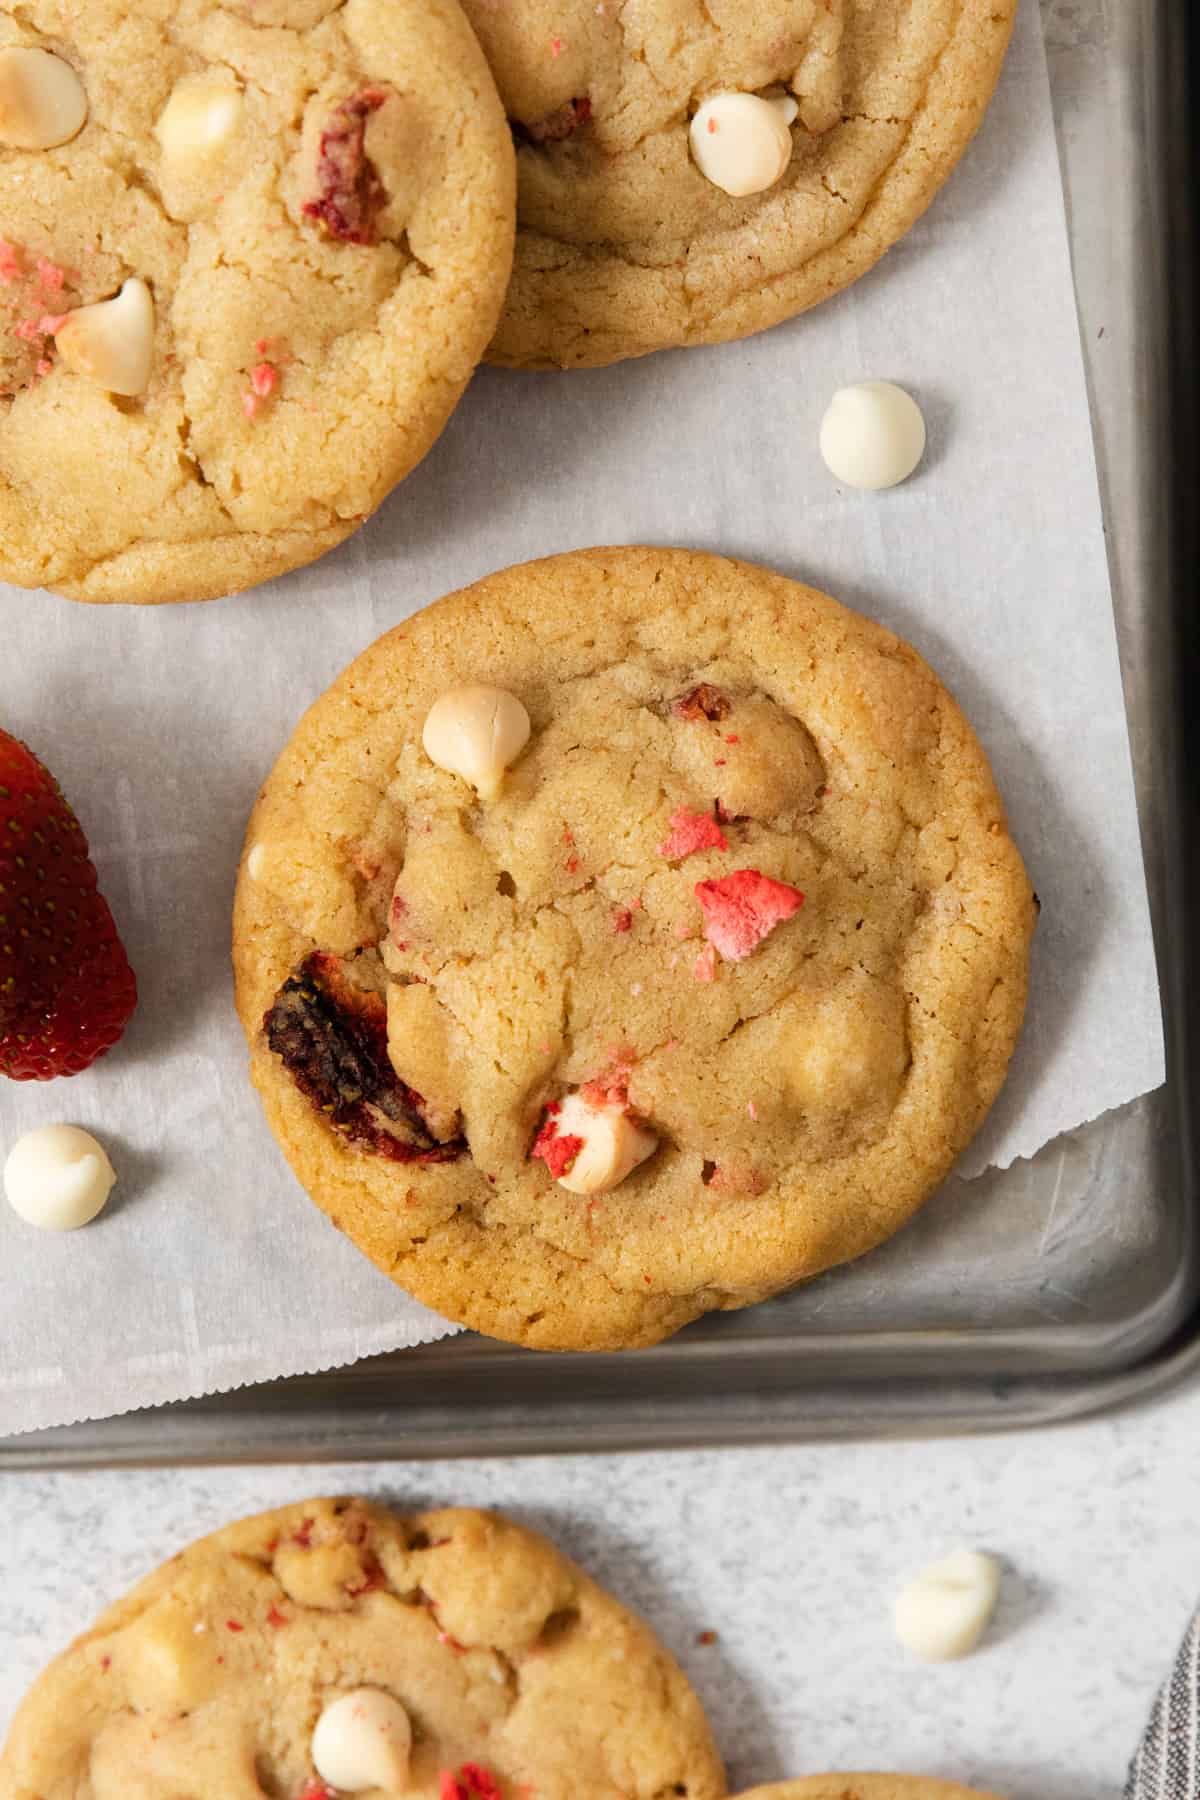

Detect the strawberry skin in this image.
[0,731,137,1080]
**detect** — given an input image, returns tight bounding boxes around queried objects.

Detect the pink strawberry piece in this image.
[693,943,717,983]
[0,239,22,284]
[530,1103,584,1179]
[611,905,633,933]
[658,806,728,861]
[694,870,805,962]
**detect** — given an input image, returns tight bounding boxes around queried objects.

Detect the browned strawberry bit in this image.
[263,951,465,1163]
[514,95,592,144]
[671,683,731,722]
[302,87,389,246]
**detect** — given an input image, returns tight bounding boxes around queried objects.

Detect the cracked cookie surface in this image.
[0,1496,725,1800]
[233,547,1035,1351]
[0,0,514,604]
[457,0,1017,367]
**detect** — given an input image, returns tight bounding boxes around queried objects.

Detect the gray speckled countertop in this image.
[4,1391,1199,1800]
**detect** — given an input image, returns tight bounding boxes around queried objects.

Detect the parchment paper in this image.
[0,0,1164,1435]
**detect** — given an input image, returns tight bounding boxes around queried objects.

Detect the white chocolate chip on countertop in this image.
[156,70,243,172]
[422,685,531,799]
[311,1688,412,1793]
[894,1549,1001,1662]
[819,380,927,490]
[690,92,798,197]
[547,1092,658,1196]
[54,278,156,396]
[0,47,88,151]
[4,1125,116,1232]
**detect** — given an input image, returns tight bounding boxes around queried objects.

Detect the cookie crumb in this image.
[696,1628,718,1645]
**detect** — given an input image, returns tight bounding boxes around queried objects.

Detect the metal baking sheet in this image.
[1,0,1193,1467]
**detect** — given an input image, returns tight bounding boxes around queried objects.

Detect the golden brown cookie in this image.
[459,0,1017,368]
[735,1781,1003,1800]
[0,0,514,604]
[233,547,1035,1351]
[0,1497,725,1800]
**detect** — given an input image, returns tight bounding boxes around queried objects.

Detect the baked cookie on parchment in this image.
[233,548,1035,1351]
[0,0,514,604]
[0,1496,725,1800]
[459,0,1018,368]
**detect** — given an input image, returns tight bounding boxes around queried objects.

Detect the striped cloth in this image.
[1127,1613,1200,1799]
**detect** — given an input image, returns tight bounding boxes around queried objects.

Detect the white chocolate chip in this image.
[156,71,243,172]
[4,1125,116,1232]
[245,843,266,880]
[0,48,87,151]
[311,1688,412,1793]
[819,380,927,490]
[690,92,798,197]
[550,1092,658,1196]
[893,1550,1001,1662]
[55,278,155,396]
[421,685,531,800]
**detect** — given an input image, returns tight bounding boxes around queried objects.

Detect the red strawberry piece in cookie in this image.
[0,730,137,1080]
[303,88,389,245]
[694,869,805,963]
[263,951,464,1162]
[658,806,728,861]
[670,683,730,722]
[530,1100,584,1180]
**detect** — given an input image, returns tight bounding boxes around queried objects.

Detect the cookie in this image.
[0,0,514,604]
[233,547,1035,1351]
[735,1781,1002,1800]
[0,1496,725,1800]
[458,0,1016,368]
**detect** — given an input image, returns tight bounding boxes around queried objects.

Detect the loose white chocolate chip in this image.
[0,47,87,150]
[4,1125,116,1231]
[55,278,155,396]
[311,1688,412,1793]
[893,1550,1001,1662]
[690,92,798,197]
[421,685,530,800]
[819,380,927,490]
[552,1092,658,1196]
[156,71,243,172]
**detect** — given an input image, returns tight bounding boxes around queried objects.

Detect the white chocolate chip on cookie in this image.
[0,47,88,151]
[55,278,155,396]
[4,1124,116,1231]
[422,685,531,799]
[311,1688,412,1793]
[156,70,243,174]
[820,381,927,490]
[894,1549,1001,1662]
[538,1092,658,1196]
[689,93,798,198]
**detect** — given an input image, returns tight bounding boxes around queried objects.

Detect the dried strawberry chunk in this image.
[658,806,728,861]
[515,96,592,144]
[671,683,730,722]
[694,870,805,962]
[302,87,389,245]
[263,951,465,1163]
[459,1769,503,1800]
[530,1102,584,1179]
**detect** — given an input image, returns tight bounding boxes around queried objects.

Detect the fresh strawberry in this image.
[0,731,137,1079]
